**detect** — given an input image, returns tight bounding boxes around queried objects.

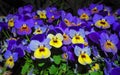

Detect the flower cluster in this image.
[0,3,120,75]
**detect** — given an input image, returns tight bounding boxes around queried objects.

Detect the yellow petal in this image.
[34,47,51,59]
[49,39,62,48]
[94,63,100,70]
[5,56,14,68]
[72,35,84,44]
[42,47,51,58]
[78,53,92,65]
[8,19,14,27]
[83,54,92,64]
[78,54,86,65]
[95,20,110,29]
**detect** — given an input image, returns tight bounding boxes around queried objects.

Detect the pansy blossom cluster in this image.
[0,3,120,75]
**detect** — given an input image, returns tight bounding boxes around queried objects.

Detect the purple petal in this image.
[93,14,103,23]
[4,50,12,59]
[105,16,115,24]
[88,32,100,44]
[15,48,25,57]
[110,34,118,44]
[30,34,45,42]
[13,52,18,62]
[110,68,120,75]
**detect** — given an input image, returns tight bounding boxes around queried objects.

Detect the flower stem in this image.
[25,35,30,42]
[2,30,9,38]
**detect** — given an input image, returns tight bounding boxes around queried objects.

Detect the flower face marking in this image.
[64,19,72,26]
[5,56,14,68]
[72,34,84,44]
[19,24,30,33]
[34,28,42,34]
[47,33,63,48]
[80,13,89,20]
[92,7,98,13]
[95,19,110,29]
[37,10,47,19]
[8,18,14,27]
[34,46,51,59]
[78,53,92,65]
[104,40,116,52]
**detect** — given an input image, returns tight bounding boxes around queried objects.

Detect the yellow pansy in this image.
[8,18,14,27]
[34,28,42,34]
[91,63,100,71]
[72,34,84,44]
[95,19,110,29]
[34,46,51,59]
[5,56,14,68]
[78,53,92,65]
[47,33,63,48]
[37,10,47,19]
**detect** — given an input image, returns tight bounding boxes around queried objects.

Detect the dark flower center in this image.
[63,53,68,59]
[63,34,67,39]
[9,58,13,62]
[93,8,97,11]
[41,14,44,16]
[39,48,45,52]
[82,14,86,17]
[64,20,68,23]
[75,36,80,39]
[10,20,13,22]
[53,40,58,43]
[100,21,106,25]
[37,29,41,32]
[81,54,86,58]
[22,24,28,30]
[107,42,112,46]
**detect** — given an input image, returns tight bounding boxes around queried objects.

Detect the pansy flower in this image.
[57,27,71,45]
[4,50,18,68]
[29,34,51,59]
[99,33,119,54]
[61,11,74,27]
[93,14,115,29]
[72,17,86,27]
[110,67,120,75]
[7,14,18,27]
[47,33,63,48]
[46,7,60,23]
[90,63,100,72]
[69,29,86,45]
[78,8,91,20]
[74,46,92,65]
[89,3,103,14]
[18,5,33,14]
[33,24,47,35]
[14,19,34,35]
[0,16,8,31]
[37,10,47,19]
[62,46,75,61]
[6,38,25,57]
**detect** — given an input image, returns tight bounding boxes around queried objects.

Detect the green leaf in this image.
[61,63,67,71]
[53,55,62,65]
[21,63,30,74]
[89,71,103,75]
[38,63,45,67]
[49,65,58,74]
